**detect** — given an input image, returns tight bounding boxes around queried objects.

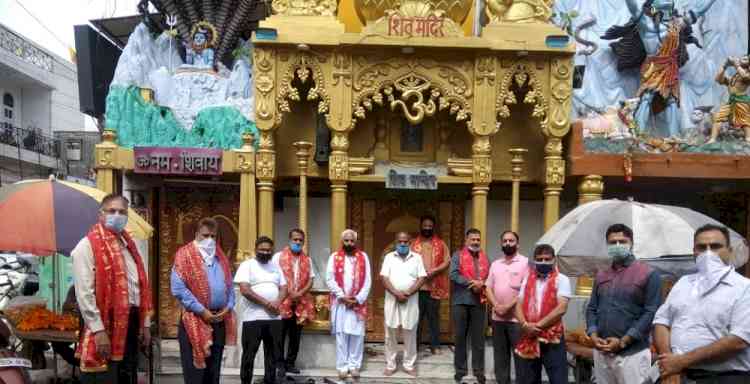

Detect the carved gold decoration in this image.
[330,131,350,151]
[470,56,499,136]
[472,156,492,185]
[278,51,331,118]
[471,135,491,155]
[496,59,548,129]
[254,48,277,130]
[327,52,354,132]
[329,152,349,181]
[294,141,313,253]
[578,175,604,206]
[354,0,473,26]
[545,157,564,186]
[485,0,553,24]
[547,57,573,138]
[352,55,472,126]
[272,0,338,16]
[235,132,256,172]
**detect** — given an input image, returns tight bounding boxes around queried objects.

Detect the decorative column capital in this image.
[95,130,119,169]
[329,131,350,183]
[256,131,276,182]
[293,141,314,174]
[233,132,256,173]
[509,148,528,180]
[578,175,604,205]
[471,135,492,186]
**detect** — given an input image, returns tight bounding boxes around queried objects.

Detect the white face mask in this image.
[694,250,732,296]
[197,238,216,262]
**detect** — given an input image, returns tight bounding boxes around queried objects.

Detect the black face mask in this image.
[256,251,273,263]
[343,244,356,254]
[502,245,517,256]
[420,229,434,238]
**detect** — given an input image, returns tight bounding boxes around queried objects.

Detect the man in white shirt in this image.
[326,229,372,381]
[234,236,288,384]
[654,224,750,384]
[514,244,571,384]
[380,232,427,377]
[72,194,152,384]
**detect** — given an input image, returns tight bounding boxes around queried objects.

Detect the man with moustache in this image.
[411,215,450,355]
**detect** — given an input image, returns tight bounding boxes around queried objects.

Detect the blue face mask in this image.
[290,242,302,254]
[105,214,128,233]
[396,244,409,256]
[608,244,632,263]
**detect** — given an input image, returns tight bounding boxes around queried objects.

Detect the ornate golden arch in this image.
[496,59,549,129]
[351,57,473,127]
[277,51,332,122]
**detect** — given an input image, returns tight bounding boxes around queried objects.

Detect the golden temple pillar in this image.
[293,141,313,253]
[542,57,574,231]
[235,132,257,260]
[542,137,564,231]
[329,132,349,250]
[256,131,276,239]
[472,135,492,250]
[509,148,527,233]
[578,175,604,206]
[95,130,117,194]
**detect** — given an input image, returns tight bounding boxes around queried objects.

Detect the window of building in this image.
[2,93,14,122]
[66,140,82,161]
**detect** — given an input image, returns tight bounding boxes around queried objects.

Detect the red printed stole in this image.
[278,246,315,324]
[173,242,237,369]
[330,248,368,320]
[76,223,153,372]
[458,247,489,303]
[515,267,564,359]
[411,236,449,300]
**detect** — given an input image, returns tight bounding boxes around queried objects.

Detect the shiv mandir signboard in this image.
[134,147,222,176]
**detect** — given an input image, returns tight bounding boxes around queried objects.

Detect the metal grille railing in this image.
[0,122,60,158]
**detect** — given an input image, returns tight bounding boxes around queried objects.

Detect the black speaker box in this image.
[74,24,121,119]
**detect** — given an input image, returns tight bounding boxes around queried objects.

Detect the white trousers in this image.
[335,332,364,373]
[593,348,652,384]
[384,326,418,371]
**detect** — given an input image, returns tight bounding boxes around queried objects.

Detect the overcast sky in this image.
[0,0,140,61]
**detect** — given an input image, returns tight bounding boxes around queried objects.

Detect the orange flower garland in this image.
[15,307,79,332]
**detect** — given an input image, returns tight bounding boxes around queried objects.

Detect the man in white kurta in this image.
[380,232,427,376]
[326,229,372,380]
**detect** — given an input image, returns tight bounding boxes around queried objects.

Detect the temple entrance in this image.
[156,183,241,338]
[349,187,468,342]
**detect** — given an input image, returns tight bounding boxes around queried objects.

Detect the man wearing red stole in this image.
[274,228,316,375]
[449,228,489,384]
[410,214,450,355]
[325,229,372,381]
[514,244,571,384]
[171,218,236,384]
[72,194,152,384]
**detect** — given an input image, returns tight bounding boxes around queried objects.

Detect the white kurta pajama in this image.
[326,252,372,373]
[380,251,427,371]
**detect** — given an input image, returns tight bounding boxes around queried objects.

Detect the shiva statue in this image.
[602,0,718,137]
[185,21,217,69]
[707,56,750,144]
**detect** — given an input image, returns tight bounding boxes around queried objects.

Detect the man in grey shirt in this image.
[654,224,750,384]
[449,228,490,384]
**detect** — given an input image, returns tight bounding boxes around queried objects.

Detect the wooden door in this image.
[157,184,240,338]
[350,192,466,342]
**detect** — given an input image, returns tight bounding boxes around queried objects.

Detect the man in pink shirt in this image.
[485,230,529,384]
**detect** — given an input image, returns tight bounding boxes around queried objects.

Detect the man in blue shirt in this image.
[171,218,236,384]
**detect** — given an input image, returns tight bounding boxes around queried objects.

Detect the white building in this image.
[0,22,84,185]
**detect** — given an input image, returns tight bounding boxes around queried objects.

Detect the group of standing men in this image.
[71,194,750,384]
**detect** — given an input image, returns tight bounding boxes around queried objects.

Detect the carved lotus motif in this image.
[354,0,473,25]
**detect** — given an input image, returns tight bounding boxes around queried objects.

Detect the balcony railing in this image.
[0,122,60,158]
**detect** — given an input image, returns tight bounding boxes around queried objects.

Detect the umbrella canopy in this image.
[539,199,749,277]
[0,178,152,256]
